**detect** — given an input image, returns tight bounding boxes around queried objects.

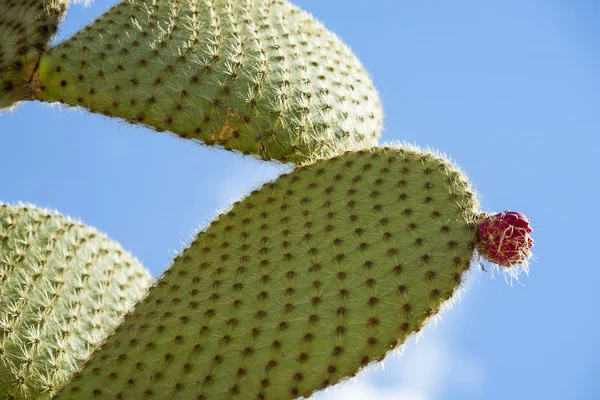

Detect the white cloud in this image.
[312,281,487,400]
[316,379,430,400]
[312,335,486,400]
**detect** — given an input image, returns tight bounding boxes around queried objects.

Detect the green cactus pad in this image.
[0,203,152,399]
[34,0,382,163]
[55,146,480,400]
[0,0,68,109]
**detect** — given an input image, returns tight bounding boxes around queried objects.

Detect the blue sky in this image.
[1,1,599,399]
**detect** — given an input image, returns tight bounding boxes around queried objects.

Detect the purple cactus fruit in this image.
[478,211,534,267]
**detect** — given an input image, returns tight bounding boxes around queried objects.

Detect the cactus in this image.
[5,0,383,163]
[1,1,535,399]
[0,0,68,109]
[0,203,152,399]
[52,145,488,399]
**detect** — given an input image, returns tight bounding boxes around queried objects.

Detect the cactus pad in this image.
[55,146,480,399]
[0,203,152,399]
[0,0,68,109]
[34,0,383,163]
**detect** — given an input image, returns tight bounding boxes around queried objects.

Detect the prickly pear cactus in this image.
[1,2,536,399]
[55,146,485,399]
[0,203,152,399]
[0,0,68,109]
[33,0,382,163]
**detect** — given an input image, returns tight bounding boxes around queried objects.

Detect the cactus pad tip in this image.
[477,210,534,268]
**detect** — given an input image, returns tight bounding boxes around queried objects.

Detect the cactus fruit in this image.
[0,0,68,109]
[27,0,383,163]
[0,203,152,399]
[477,211,533,267]
[53,145,491,399]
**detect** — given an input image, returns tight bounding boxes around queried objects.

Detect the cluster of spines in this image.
[0,203,152,399]
[35,0,382,162]
[0,0,67,108]
[54,146,479,399]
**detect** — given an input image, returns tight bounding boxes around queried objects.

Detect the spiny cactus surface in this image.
[34,0,383,163]
[55,146,480,400]
[0,0,68,109]
[0,203,152,399]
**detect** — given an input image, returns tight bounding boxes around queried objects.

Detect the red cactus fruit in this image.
[477,211,534,267]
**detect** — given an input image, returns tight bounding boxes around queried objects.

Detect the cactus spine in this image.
[0,203,152,399]
[54,146,480,399]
